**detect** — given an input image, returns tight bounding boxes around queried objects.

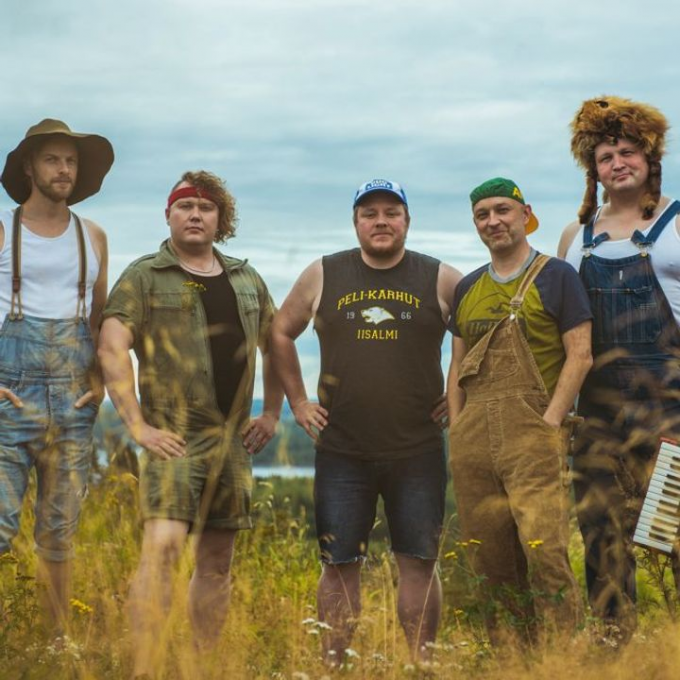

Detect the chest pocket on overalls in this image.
[459,322,519,384]
[586,264,662,345]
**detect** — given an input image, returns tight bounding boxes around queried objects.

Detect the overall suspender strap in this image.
[73,213,88,319]
[10,208,23,320]
[508,253,550,318]
[631,200,680,248]
[582,214,610,254]
[8,209,88,321]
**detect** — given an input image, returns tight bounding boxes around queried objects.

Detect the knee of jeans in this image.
[0,504,23,550]
[319,532,368,564]
[33,490,87,563]
[34,538,75,562]
[320,554,365,569]
[392,550,439,573]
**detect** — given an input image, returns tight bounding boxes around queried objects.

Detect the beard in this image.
[35,178,74,203]
[359,233,407,262]
[28,160,75,203]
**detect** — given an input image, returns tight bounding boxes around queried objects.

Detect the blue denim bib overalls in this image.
[0,208,98,562]
[573,201,680,634]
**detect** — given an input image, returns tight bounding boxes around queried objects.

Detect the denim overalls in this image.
[573,201,680,633]
[0,208,98,562]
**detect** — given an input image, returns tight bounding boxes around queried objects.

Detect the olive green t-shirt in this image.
[450,254,592,395]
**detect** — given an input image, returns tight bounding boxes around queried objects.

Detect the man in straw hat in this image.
[271,179,461,663]
[99,170,282,676]
[448,178,592,644]
[0,118,113,636]
[559,96,680,642]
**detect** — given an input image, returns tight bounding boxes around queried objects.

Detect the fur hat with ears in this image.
[570,96,669,224]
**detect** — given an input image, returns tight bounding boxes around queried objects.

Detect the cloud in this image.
[3,0,680,394]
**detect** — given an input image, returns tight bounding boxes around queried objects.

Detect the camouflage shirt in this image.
[102,239,275,425]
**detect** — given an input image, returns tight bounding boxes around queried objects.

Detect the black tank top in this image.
[190,271,246,417]
[314,248,445,459]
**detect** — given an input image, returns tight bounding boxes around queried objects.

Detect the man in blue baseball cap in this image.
[271,179,461,662]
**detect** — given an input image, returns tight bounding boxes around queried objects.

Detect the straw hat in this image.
[1,118,114,205]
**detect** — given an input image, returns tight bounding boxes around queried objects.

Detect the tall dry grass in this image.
[1,470,679,679]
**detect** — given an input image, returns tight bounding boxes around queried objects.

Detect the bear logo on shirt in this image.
[361,307,395,325]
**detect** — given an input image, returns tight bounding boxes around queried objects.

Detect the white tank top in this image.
[564,201,680,327]
[0,209,100,320]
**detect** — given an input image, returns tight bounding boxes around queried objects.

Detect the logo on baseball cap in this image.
[353,179,408,208]
[469,177,539,234]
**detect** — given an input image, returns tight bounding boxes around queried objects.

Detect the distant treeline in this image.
[94,400,315,469]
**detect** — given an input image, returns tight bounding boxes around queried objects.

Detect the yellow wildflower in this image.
[182,280,207,292]
[70,598,93,615]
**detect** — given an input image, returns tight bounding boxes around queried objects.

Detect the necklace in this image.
[177,254,217,274]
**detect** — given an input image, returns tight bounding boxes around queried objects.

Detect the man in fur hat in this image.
[558,96,680,642]
[0,119,113,635]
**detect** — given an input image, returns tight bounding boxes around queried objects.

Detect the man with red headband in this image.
[99,171,282,676]
[559,96,680,643]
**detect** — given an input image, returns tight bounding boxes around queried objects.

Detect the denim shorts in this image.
[0,315,98,562]
[314,447,447,563]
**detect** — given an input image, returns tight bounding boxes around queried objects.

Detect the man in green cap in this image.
[0,119,113,637]
[447,177,592,644]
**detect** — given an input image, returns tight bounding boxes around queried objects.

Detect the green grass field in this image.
[1,471,679,679]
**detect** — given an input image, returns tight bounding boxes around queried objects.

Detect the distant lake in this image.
[98,447,314,478]
[254,466,314,478]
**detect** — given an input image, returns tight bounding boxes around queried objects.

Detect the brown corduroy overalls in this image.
[449,254,583,641]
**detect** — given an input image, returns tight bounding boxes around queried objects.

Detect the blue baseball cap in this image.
[353,178,408,208]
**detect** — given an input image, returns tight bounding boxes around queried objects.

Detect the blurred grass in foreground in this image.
[1,470,679,679]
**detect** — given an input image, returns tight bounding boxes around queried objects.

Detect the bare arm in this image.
[557,220,582,259]
[86,220,108,341]
[436,262,463,323]
[446,335,468,426]
[270,259,327,440]
[98,317,186,459]
[75,220,108,408]
[241,349,285,455]
[542,320,593,428]
[432,262,463,426]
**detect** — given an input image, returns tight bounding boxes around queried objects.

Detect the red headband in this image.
[165,186,218,217]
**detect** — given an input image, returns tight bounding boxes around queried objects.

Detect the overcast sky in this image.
[3,0,680,397]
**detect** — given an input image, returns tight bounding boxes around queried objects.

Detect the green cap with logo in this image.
[469,177,539,234]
